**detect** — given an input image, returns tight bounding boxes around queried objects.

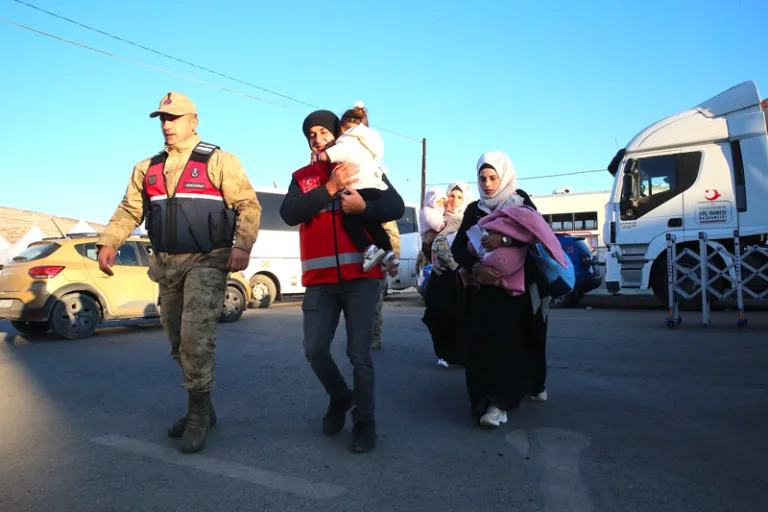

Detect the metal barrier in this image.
[666,230,768,328]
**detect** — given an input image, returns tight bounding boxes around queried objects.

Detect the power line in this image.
[12,0,319,109]
[1,18,308,112]
[426,168,606,186]
[9,1,423,143]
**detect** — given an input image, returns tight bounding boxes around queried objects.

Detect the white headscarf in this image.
[476,151,523,214]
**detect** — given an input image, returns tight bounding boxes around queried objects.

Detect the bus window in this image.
[396,207,418,234]
[257,192,299,232]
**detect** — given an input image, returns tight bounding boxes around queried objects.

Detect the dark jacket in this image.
[279,174,405,227]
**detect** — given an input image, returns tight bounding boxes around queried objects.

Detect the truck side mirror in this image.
[621,174,633,201]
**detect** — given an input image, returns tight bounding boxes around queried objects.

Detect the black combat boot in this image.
[179,391,212,453]
[167,399,217,438]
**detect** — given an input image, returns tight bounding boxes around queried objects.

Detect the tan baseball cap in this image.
[149,91,198,118]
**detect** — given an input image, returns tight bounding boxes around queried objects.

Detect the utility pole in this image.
[420,138,427,208]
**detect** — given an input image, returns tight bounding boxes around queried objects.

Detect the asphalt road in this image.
[1,293,766,512]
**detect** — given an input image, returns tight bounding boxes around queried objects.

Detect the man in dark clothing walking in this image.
[279,110,405,453]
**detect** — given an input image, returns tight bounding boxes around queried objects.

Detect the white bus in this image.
[244,187,420,307]
[243,186,302,307]
[386,201,421,294]
[532,191,611,251]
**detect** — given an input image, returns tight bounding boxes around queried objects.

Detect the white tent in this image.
[0,225,47,265]
[67,219,95,234]
[0,235,9,252]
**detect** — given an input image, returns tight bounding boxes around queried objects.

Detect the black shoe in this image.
[322,390,353,436]
[351,420,376,453]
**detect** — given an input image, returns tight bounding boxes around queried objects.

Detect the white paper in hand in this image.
[467,225,492,259]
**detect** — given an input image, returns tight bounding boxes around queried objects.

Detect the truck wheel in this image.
[250,274,277,308]
[49,293,101,340]
[220,285,245,323]
[11,321,49,337]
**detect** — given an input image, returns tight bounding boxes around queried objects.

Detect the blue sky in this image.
[1,0,767,225]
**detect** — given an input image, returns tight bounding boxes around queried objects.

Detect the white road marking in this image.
[505,429,531,458]
[507,428,593,512]
[92,434,347,500]
[535,428,594,512]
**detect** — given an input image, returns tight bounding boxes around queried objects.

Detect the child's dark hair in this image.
[341,100,369,127]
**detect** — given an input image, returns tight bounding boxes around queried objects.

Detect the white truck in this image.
[603,81,768,304]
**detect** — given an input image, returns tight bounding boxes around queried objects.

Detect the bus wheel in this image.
[250,274,277,308]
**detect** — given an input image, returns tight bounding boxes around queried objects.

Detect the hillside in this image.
[0,206,108,244]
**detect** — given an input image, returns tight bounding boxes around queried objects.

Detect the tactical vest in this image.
[292,162,384,286]
[143,141,236,254]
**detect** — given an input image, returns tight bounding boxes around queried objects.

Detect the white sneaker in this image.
[363,246,386,272]
[437,359,449,368]
[530,389,548,402]
[479,405,508,427]
[381,251,400,272]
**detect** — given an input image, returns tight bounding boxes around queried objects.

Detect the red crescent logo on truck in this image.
[705,189,721,201]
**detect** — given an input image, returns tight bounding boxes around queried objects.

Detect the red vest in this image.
[143,142,236,254]
[293,163,384,286]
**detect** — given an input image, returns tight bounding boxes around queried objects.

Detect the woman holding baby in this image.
[420,181,474,368]
[451,152,562,428]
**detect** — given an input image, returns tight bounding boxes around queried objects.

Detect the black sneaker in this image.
[322,390,353,436]
[351,420,376,453]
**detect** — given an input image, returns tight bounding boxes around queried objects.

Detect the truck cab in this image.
[603,81,768,303]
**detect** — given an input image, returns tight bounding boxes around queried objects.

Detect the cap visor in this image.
[149,109,194,118]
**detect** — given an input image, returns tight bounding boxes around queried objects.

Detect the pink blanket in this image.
[459,205,567,295]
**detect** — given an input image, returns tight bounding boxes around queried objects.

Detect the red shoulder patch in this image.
[300,176,320,193]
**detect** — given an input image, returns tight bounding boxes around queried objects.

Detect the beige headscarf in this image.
[440,181,473,237]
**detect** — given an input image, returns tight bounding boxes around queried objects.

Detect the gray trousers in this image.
[302,278,381,423]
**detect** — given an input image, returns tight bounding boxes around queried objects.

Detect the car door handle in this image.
[668,217,682,228]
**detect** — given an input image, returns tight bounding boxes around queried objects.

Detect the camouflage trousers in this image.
[371,278,387,348]
[159,266,228,393]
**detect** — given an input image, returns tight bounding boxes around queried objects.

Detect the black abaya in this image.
[464,285,534,417]
[451,192,550,419]
[421,267,470,365]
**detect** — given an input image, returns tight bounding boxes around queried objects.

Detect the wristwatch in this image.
[501,236,512,247]
[471,262,481,275]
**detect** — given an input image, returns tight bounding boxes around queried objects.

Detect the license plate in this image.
[0,299,13,309]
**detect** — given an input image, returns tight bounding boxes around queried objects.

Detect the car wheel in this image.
[11,320,50,337]
[49,293,101,340]
[220,285,245,323]
[551,291,583,308]
[249,274,277,308]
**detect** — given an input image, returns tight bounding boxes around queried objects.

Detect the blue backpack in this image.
[528,243,575,299]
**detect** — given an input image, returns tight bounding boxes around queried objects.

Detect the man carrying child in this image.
[280,108,404,453]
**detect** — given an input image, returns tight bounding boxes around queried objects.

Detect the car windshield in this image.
[10,242,61,262]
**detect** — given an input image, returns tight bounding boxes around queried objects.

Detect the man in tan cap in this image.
[96,91,262,453]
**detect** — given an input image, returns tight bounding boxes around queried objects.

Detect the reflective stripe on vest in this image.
[142,142,236,254]
[301,252,363,272]
[149,192,225,202]
[292,163,383,285]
